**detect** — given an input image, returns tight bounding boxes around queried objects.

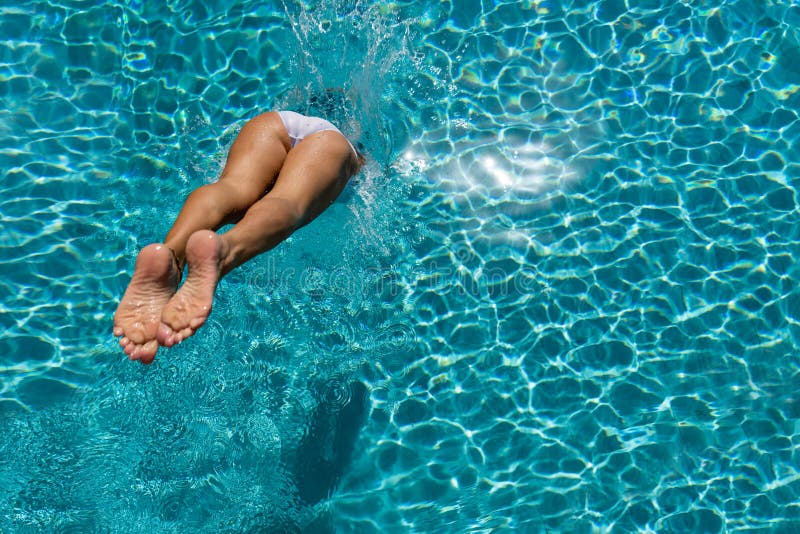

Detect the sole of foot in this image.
[157,230,225,347]
[113,243,179,364]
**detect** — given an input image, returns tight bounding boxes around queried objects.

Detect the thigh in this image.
[265,130,358,227]
[217,111,292,203]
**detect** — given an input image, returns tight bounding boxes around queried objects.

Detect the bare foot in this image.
[157,230,226,347]
[113,244,180,364]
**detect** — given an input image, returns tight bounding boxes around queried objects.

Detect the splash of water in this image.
[276,0,427,159]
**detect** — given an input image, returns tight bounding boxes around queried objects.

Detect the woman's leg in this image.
[163,112,291,264]
[157,130,357,347]
[114,112,291,363]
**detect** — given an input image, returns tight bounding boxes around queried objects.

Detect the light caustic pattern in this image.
[0,0,417,532]
[1,0,800,532]
[336,0,800,532]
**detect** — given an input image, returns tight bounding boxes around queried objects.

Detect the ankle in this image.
[217,235,241,276]
[164,245,185,281]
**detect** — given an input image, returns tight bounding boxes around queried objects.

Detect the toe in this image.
[178,326,194,341]
[156,323,174,346]
[132,340,158,364]
[128,343,144,360]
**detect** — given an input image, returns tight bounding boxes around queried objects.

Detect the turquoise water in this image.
[2,0,800,531]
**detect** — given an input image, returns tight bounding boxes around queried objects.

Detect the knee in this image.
[185,184,219,210]
[190,181,262,214]
[253,196,303,236]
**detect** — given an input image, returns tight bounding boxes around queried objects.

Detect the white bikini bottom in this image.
[277,110,356,156]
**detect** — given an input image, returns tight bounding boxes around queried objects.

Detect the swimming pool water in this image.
[2,0,800,531]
